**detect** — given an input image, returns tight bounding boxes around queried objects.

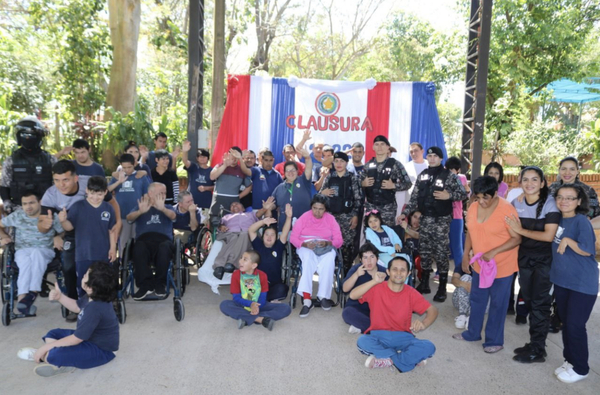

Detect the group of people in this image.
[0,116,597,382]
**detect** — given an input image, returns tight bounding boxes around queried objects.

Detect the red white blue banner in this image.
[213,75,446,166]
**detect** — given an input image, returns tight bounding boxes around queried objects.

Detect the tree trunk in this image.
[211,0,226,151]
[106,0,141,118]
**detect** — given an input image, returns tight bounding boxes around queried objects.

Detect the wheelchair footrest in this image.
[134,294,170,302]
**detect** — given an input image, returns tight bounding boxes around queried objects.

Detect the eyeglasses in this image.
[556,196,579,201]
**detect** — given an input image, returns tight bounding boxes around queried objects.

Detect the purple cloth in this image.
[221,211,258,232]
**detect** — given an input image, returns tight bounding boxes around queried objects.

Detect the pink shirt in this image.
[290,211,343,249]
[452,174,468,219]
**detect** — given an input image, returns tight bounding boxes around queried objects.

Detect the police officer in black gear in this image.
[1,116,55,214]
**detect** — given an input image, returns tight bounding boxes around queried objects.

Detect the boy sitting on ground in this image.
[220,250,291,331]
[17,261,119,377]
[0,192,63,315]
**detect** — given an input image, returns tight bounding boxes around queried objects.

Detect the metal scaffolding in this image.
[187,0,205,158]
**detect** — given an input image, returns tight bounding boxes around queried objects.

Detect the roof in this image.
[547,78,600,104]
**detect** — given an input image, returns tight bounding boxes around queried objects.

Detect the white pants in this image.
[197,241,232,294]
[15,247,55,295]
[296,247,336,300]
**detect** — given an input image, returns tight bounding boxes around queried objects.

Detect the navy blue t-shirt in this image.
[73,161,105,179]
[250,166,283,210]
[375,230,393,248]
[130,205,175,240]
[67,200,116,262]
[185,163,214,209]
[75,295,119,352]
[271,175,313,231]
[110,173,150,219]
[173,205,202,232]
[251,237,285,285]
[551,214,599,295]
[343,264,388,313]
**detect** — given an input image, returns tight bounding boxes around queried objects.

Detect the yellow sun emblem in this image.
[322,97,334,111]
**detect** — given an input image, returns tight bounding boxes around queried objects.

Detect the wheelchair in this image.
[117,237,186,323]
[283,242,346,310]
[1,243,67,326]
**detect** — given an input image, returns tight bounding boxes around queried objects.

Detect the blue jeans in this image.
[449,219,464,275]
[357,330,435,372]
[43,329,116,369]
[554,285,597,375]
[342,305,370,333]
[461,271,512,347]
[220,300,292,326]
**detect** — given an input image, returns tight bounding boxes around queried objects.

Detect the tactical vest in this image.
[328,174,354,214]
[417,167,453,217]
[9,148,53,204]
[364,159,395,206]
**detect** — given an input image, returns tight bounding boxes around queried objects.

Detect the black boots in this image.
[416,270,431,294]
[433,273,448,302]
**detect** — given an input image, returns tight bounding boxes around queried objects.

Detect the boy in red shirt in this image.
[220,251,291,330]
[350,256,438,372]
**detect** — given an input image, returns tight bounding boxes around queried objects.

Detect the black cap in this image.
[333,151,349,162]
[373,135,390,146]
[427,146,443,158]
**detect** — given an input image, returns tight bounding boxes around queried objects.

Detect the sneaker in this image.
[348,325,362,334]
[237,318,247,329]
[154,285,167,298]
[17,347,36,361]
[513,343,547,357]
[133,289,154,301]
[365,355,393,369]
[554,361,574,376]
[515,315,528,325]
[416,359,428,368]
[65,312,78,323]
[261,317,274,331]
[454,314,468,329]
[483,345,504,353]
[17,292,37,315]
[34,363,76,377]
[512,351,545,363]
[557,367,588,384]
[318,298,333,311]
[299,303,313,318]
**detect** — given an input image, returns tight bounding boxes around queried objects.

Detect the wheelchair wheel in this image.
[196,227,212,268]
[2,301,10,326]
[174,238,184,296]
[116,300,126,324]
[333,249,345,308]
[1,247,12,305]
[173,298,185,321]
[61,305,68,319]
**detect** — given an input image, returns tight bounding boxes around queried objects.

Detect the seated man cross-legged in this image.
[126,182,176,300]
[351,256,438,372]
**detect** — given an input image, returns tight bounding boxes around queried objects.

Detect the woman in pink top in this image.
[290,194,343,318]
[445,157,470,275]
[485,162,508,199]
[452,176,521,353]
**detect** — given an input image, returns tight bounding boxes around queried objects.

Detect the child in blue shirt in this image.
[220,251,291,330]
[59,176,117,297]
[18,261,119,377]
[109,153,150,252]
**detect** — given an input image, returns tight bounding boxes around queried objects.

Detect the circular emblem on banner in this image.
[315,92,340,117]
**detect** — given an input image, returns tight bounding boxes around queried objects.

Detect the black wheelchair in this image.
[1,243,67,326]
[178,225,212,290]
[117,237,186,323]
[282,242,346,310]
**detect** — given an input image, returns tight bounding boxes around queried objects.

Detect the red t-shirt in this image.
[359,283,431,334]
[230,269,269,294]
[274,161,305,177]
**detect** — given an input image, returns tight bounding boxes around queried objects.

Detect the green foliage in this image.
[29,0,111,120]
[0,94,26,163]
[583,117,600,171]
[101,102,155,156]
[439,101,463,157]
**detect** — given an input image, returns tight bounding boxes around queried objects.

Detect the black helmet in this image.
[16,116,47,151]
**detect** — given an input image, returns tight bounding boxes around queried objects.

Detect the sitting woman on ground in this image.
[484,162,508,199]
[290,194,343,318]
[341,242,388,334]
[550,184,598,384]
[452,176,521,354]
[548,156,600,218]
[365,210,403,267]
[248,203,293,302]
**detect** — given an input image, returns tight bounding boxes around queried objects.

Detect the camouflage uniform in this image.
[361,158,412,227]
[321,170,363,271]
[403,168,467,274]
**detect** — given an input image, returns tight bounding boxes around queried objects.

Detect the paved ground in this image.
[1,269,599,395]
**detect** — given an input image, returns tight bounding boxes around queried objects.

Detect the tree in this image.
[250,0,293,73]
[106,0,141,116]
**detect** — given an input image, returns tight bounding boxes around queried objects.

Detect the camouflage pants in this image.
[333,212,357,272]
[364,201,397,228]
[419,215,452,274]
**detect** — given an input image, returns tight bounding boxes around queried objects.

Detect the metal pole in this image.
[188,0,205,160]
